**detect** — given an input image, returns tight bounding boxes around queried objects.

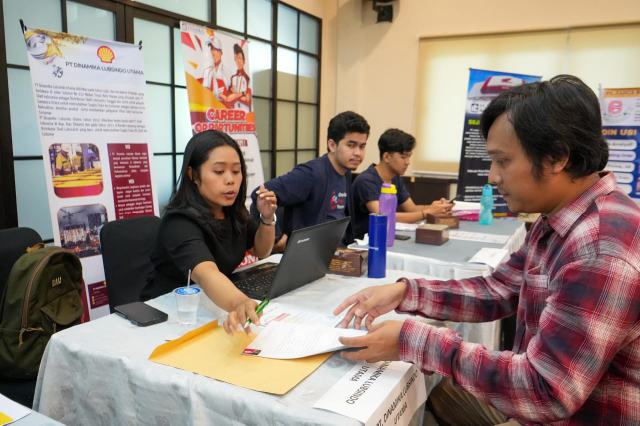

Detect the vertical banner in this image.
[601,88,640,202]
[456,69,541,215]
[23,25,158,319]
[179,21,264,203]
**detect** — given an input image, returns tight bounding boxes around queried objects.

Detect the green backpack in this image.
[0,244,84,379]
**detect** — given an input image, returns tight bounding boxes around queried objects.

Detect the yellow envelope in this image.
[149,321,332,395]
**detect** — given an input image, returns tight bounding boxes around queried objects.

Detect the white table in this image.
[1,393,62,426]
[33,269,483,426]
[387,218,526,349]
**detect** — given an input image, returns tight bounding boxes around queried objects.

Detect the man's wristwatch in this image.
[259,213,277,226]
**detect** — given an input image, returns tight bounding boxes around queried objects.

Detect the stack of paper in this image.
[452,201,481,221]
[395,222,419,232]
[468,247,509,269]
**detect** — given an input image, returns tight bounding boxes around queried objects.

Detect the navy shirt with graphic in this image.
[326,166,347,221]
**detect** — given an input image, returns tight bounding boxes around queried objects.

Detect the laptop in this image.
[230,217,350,300]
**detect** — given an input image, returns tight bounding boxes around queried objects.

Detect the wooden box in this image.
[415,224,449,245]
[329,248,368,277]
[426,213,460,229]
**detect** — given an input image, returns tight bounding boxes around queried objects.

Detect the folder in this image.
[149,321,331,395]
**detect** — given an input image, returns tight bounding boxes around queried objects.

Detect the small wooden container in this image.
[426,213,460,229]
[329,248,368,277]
[415,224,449,245]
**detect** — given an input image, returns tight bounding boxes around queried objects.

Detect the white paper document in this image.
[243,322,366,359]
[468,247,509,269]
[395,222,419,231]
[448,230,509,245]
[259,302,339,328]
[314,361,427,426]
[0,393,31,425]
[452,201,481,211]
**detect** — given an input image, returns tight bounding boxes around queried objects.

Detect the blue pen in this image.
[243,298,269,328]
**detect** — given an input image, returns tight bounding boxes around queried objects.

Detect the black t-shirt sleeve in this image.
[245,215,259,250]
[353,173,382,209]
[395,177,411,205]
[160,215,215,275]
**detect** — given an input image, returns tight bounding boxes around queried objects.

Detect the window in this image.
[0,0,322,236]
[275,3,320,176]
[415,24,640,174]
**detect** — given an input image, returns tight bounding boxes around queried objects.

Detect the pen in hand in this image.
[243,298,270,328]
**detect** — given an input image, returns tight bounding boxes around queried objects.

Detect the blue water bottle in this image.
[367,213,387,278]
[379,184,397,247]
[479,183,494,225]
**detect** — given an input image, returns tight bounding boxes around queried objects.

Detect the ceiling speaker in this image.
[372,0,394,23]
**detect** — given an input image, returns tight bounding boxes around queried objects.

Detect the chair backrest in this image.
[100,216,160,312]
[0,227,42,295]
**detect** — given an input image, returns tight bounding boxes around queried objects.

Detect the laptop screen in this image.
[231,217,350,299]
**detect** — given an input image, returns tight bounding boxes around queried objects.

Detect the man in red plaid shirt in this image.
[336,75,640,425]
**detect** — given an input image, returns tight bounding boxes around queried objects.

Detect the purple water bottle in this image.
[379,183,397,247]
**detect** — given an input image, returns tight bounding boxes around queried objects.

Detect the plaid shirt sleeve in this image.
[397,255,640,423]
[397,240,526,322]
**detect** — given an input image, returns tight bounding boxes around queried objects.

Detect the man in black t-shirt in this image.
[352,128,453,239]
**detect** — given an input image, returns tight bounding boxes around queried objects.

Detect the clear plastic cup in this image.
[174,286,200,325]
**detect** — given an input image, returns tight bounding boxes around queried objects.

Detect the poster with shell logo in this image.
[23,24,158,319]
[601,87,640,201]
[179,21,264,206]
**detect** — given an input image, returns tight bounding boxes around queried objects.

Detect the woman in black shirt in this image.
[143,130,277,332]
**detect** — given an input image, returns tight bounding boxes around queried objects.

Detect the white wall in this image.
[334,0,640,171]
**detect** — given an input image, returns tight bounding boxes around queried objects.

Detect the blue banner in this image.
[601,88,640,202]
[456,68,541,215]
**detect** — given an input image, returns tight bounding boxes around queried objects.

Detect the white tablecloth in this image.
[2,393,62,426]
[33,269,486,426]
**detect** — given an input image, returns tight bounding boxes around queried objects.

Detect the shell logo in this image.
[97,45,115,63]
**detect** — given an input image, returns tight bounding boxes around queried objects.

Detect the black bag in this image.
[0,244,84,379]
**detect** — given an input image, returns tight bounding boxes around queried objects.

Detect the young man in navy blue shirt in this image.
[352,128,453,239]
[251,111,370,244]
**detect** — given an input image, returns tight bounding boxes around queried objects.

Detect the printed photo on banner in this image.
[57,204,108,258]
[180,21,255,135]
[48,143,103,198]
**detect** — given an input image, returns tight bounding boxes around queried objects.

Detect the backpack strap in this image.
[26,243,45,254]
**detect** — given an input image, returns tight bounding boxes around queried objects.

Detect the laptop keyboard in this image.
[233,265,277,299]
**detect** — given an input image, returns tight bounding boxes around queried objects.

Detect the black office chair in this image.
[0,227,43,408]
[100,216,161,312]
[0,227,42,296]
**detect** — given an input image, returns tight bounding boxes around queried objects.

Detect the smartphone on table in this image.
[114,302,168,327]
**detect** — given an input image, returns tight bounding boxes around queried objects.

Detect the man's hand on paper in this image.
[338,320,402,363]
[223,298,259,335]
[333,281,407,329]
